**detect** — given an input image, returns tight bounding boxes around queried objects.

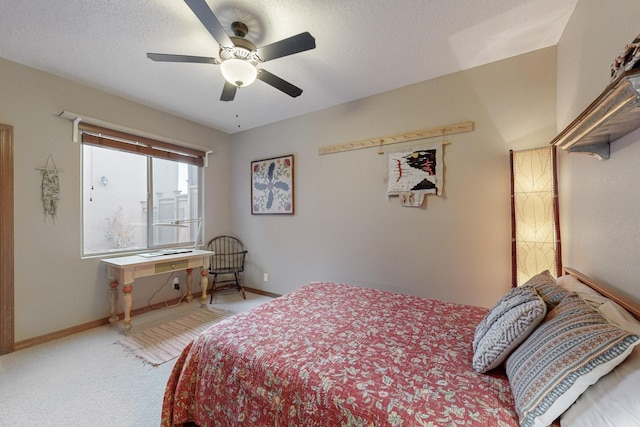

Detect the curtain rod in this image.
[56,111,213,166]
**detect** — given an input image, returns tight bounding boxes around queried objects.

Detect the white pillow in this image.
[555,274,608,306]
[472,286,546,373]
[598,300,640,335]
[561,346,640,427]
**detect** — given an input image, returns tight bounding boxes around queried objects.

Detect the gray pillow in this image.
[473,286,546,373]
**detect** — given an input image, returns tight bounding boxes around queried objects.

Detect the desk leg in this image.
[122,283,133,333]
[185,268,193,303]
[200,270,208,307]
[108,280,119,324]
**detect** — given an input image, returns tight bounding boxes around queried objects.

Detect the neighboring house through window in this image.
[81,123,205,256]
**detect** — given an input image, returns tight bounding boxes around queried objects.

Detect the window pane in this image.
[152,158,200,247]
[83,145,148,255]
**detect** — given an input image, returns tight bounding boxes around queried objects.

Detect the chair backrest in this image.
[206,235,247,273]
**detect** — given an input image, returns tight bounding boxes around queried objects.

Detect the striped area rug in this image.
[116,308,231,366]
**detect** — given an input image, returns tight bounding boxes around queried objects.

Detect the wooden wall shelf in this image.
[551,69,640,160]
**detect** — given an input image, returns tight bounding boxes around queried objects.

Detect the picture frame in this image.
[251,154,294,215]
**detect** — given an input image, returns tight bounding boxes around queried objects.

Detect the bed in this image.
[161,268,640,427]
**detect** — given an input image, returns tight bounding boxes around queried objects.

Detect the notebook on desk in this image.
[138,248,194,258]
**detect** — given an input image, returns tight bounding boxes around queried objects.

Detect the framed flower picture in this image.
[251,154,294,215]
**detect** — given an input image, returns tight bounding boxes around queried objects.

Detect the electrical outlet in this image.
[172,277,180,290]
[263,273,269,282]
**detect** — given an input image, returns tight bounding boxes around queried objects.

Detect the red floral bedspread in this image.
[161,283,518,426]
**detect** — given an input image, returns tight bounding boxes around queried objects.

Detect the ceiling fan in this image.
[147,0,316,102]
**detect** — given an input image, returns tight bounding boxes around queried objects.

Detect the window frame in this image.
[80,123,206,257]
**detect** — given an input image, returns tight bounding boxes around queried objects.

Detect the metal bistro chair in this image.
[206,235,247,303]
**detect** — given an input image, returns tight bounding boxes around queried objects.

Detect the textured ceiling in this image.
[0,0,578,134]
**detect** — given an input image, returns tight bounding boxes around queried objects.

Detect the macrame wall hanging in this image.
[36,154,64,221]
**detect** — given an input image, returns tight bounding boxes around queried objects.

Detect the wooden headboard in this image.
[564,267,640,321]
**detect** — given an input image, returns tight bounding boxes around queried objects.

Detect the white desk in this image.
[101,250,213,332]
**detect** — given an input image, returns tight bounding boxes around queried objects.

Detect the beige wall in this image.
[0,57,231,341]
[1,43,559,342]
[557,0,640,301]
[229,47,557,308]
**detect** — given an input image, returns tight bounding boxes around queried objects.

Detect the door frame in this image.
[0,124,14,354]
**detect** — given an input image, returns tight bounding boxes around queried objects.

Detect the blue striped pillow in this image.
[506,292,640,427]
[521,270,555,287]
[522,270,571,309]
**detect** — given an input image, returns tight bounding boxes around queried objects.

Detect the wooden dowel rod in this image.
[318,121,474,155]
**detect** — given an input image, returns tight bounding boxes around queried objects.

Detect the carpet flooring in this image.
[0,292,272,426]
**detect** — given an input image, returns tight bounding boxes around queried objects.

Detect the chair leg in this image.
[209,274,218,304]
[235,272,246,300]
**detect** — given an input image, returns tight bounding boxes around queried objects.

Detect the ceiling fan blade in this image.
[256,69,303,98]
[147,53,220,64]
[220,81,237,101]
[184,0,233,47]
[257,32,316,62]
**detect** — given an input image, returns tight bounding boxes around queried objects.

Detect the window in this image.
[81,124,205,256]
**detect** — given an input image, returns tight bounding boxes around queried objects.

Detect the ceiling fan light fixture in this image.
[147,4,316,102]
[220,58,257,87]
